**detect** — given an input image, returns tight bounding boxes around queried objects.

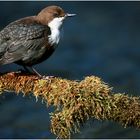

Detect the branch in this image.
[0,72,140,138]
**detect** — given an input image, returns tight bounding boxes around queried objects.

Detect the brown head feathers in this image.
[36,5,66,25]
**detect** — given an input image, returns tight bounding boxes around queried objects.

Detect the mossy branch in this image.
[0,72,140,138]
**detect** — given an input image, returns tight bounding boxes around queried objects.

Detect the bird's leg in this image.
[30,67,55,80]
[18,66,38,76]
[20,65,54,80]
[17,65,30,74]
[30,67,42,77]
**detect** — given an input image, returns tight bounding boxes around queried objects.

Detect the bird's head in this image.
[36,5,76,28]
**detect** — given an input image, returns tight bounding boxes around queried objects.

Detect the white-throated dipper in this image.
[0,5,76,76]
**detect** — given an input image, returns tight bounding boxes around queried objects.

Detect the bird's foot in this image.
[38,75,55,84]
[41,75,55,79]
[18,67,55,82]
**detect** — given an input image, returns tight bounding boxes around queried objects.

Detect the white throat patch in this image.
[48,17,65,46]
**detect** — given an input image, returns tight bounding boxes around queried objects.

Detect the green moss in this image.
[0,72,140,138]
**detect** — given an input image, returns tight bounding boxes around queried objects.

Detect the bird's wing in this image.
[0,22,51,65]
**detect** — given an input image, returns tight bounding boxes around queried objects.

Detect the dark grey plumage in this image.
[0,18,52,66]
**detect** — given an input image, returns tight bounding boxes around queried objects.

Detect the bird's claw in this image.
[38,75,55,84]
[41,75,55,79]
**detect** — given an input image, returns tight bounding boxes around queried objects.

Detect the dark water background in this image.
[0,1,140,138]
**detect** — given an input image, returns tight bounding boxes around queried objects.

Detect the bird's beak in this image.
[66,13,76,17]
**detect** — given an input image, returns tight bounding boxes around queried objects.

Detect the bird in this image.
[0,5,76,77]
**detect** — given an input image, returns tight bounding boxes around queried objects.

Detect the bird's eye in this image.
[53,13,59,17]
